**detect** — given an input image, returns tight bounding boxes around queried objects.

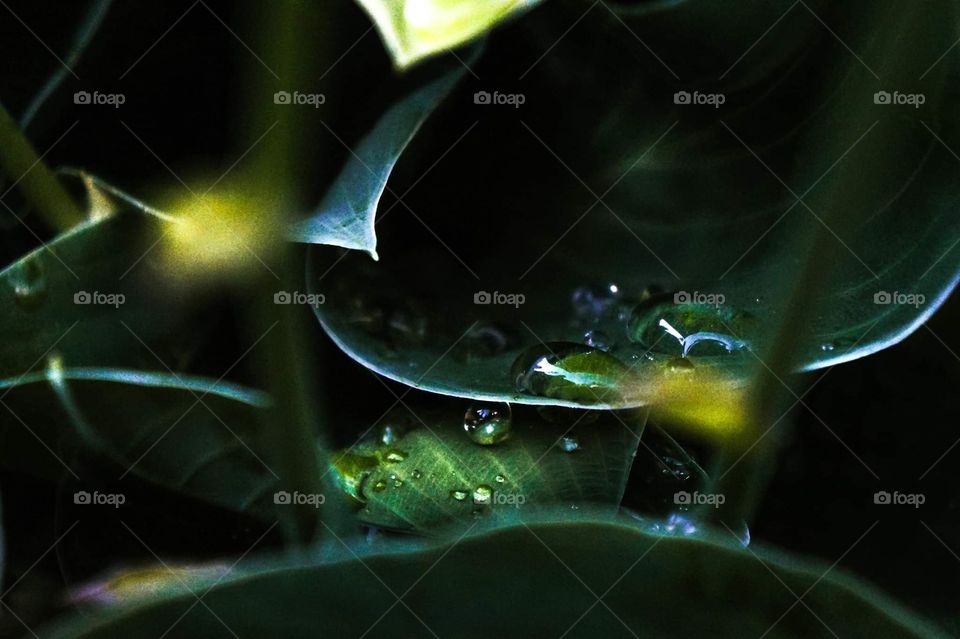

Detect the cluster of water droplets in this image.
[507,283,758,403]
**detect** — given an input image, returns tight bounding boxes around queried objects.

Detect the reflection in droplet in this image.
[464,403,513,445]
[512,342,629,404]
[628,296,755,357]
[473,484,492,505]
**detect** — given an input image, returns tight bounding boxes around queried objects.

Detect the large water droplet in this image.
[7,255,47,311]
[512,342,629,404]
[473,484,493,505]
[627,295,754,357]
[464,403,512,445]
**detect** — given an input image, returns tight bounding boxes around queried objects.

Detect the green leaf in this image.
[355,0,543,68]
[289,58,470,259]
[45,512,946,638]
[0,367,278,517]
[329,405,645,532]
[308,0,960,408]
[0,211,184,376]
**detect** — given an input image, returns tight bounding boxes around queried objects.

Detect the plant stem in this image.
[0,101,84,230]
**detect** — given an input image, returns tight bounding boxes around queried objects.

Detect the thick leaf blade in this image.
[309,0,960,408]
[46,512,946,638]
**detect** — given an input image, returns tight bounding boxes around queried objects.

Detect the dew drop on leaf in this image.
[473,484,492,505]
[450,489,469,501]
[384,449,407,463]
[463,402,512,445]
[7,255,47,311]
[627,295,755,357]
[559,436,580,453]
[511,342,629,404]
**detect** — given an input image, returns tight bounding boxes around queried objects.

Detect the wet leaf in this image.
[0,367,278,517]
[45,511,946,638]
[309,0,960,408]
[329,405,645,532]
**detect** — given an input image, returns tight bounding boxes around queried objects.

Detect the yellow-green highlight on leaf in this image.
[355,0,543,68]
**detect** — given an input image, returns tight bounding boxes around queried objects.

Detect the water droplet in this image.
[473,484,493,505]
[464,403,512,445]
[384,450,407,463]
[388,473,403,488]
[411,469,422,479]
[450,489,469,501]
[372,480,387,492]
[495,474,506,483]
[627,295,754,357]
[559,436,580,453]
[820,342,836,352]
[571,283,621,322]
[583,329,612,351]
[378,419,411,446]
[330,452,380,503]
[7,256,47,311]
[512,342,629,404]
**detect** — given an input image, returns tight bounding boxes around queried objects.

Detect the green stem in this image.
[0,101,84,230]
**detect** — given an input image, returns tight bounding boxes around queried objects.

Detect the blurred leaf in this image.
[46,511,946,638]
[329,406,644,532]
[309,0,960,408]
[0,212,187,375]
[355,0,542,68]
[0,368,278,517]
[289,55,471,259]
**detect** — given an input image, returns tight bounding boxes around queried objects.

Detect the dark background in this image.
[0,1,957,636]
